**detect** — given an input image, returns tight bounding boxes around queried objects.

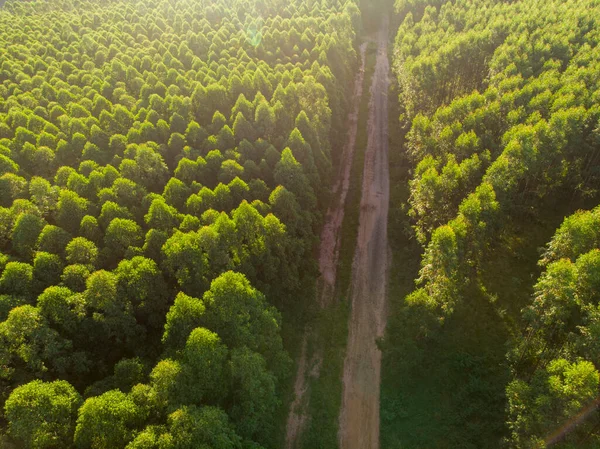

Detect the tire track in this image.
[338,17,390,449]
[284,42,368,449]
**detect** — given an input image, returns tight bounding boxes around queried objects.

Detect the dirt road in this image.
[338,17,390,449]
[318,43,369,303]
[284,43,368,449]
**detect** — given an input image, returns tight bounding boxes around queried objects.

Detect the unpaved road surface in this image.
[319,43,368,303]
[338,17,390,449]
[284,43,368,449]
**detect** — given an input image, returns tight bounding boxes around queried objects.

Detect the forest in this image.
[382,0,600,448]
[3,0,600,448]
[0,0,360,447]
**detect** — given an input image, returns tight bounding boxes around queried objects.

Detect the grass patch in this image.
[302,300,350,449]
[379,213,567,449]
[273,280,317,449]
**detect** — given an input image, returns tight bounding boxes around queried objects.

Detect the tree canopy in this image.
[0,0,360,446]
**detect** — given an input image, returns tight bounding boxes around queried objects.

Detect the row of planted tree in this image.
[386,0,600,447]
[0,0,361,448]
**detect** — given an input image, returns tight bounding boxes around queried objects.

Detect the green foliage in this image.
[387,0,600,447]
[502,209,600,447]
[0,261,33,297]
[104,218,143,260]
[80,216,102,245]
[74,389,147,449]
[12,213,45,260]
[61,264,91,293]
[145,198,180,232]
[0,305,74,382]
[5,379,81,449]
[541,206,600,265]
[162,292,205,353]
[201,271,290,380]
[114,256,170,330]
[0,0,359,445]
[508,359,599,448]
[181,327,228,404]
[37,286,80,336]
[55,190,87,235]
[165,405,242,449]
[229,347,278,442]
[66,237,98,267]
[37,225,71,256]
[32,252,64,292]
[86,358,146,397]
[99,201,134,229]
[120,145,169,192]
[29,177,59,216]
